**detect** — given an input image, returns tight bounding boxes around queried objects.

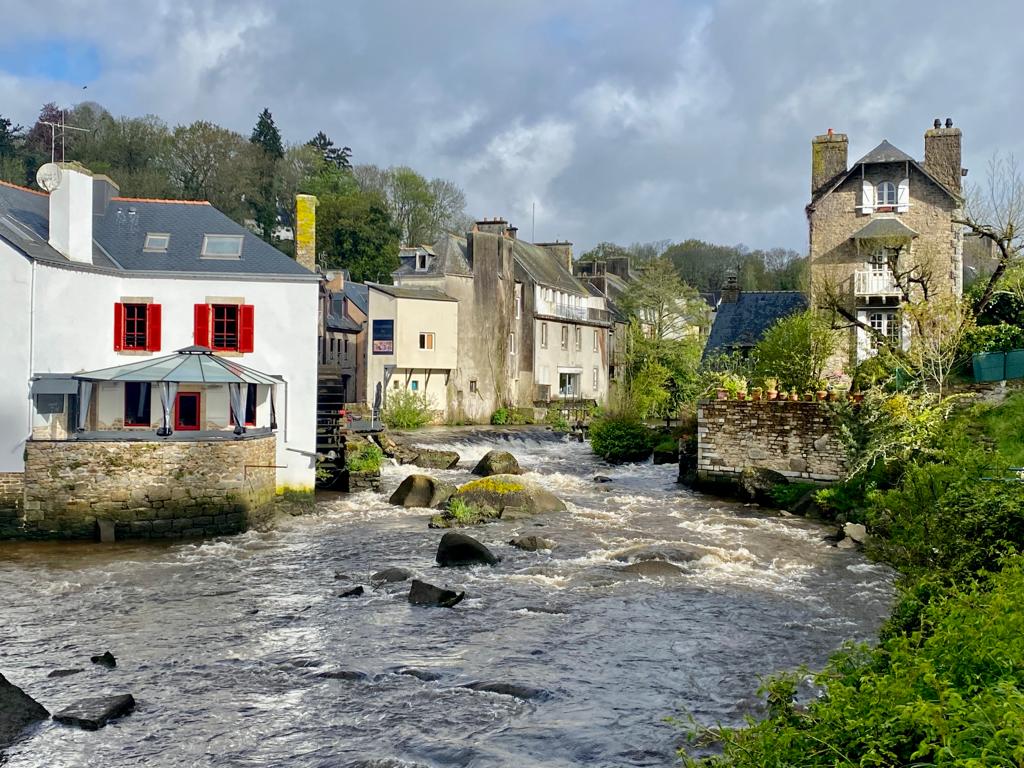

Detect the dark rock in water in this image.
[436,532,498,567]
[612,543,703,564]
[593,475,613,483]
[471,449,523,477]
[409,449,460,470]
[460,681,547,700]
[450,474,566,524]
[394,667,443,682]
[520,605,569,615]
[47,669,83,679]
[822,527,845,543]
[509,535,556,552]
[619,560,686,578]
[739,466,789,505]
[370,567,414,585]
[338,586,365,598]
[408,579,465,608]
[373,432,419,464]
[388,474,456,509]
[0,673,49,749]
[317,669,370,682]
[53,694,135,730]
[90,651,117,668]
[333,571,349,580]
[245,608,260,615]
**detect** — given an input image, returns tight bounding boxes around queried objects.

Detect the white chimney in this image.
[48,162,94,264]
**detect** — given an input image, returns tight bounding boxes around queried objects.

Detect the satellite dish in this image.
[36,163,63,192]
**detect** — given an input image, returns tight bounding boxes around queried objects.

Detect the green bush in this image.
[382,389,432,429]
[490,406,528,426]
[682,557,1024,767]
[589,416,653,463]
[768,481,819,510]
[545,408,569,432]
[753,310,838,394]
[345,442,383,473]
[429,496,493,528]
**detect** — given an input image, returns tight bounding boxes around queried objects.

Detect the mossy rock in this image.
[458,474,564,517]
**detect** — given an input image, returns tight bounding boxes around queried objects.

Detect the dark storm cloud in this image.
[2,0,1022,253]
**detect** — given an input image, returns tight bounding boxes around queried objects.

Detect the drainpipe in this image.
[26,260,37,442]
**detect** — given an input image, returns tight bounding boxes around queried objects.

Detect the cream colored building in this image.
[807,120,964,369]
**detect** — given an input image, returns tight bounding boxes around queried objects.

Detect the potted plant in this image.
[764,378,778,400]
[851,390,865,404]
[750,386,763,402]
[777,389,787,401]
[803,391,815,402]
[721,374,747,401]
[716,386,728,400]
[736,389,747,401]
[789,390,800,402]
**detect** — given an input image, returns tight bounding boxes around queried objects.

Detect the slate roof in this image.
[368,283,457,302]
[512,239,588,295]
[340,282,369,315]
[852,216,919,241]
[704,291,808,357]
[0,179,313,278]
[393,234,472,278]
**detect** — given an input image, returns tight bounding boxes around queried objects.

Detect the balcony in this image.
[854,270,901,297]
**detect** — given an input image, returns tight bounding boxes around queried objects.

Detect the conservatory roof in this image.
[72,346,281,385]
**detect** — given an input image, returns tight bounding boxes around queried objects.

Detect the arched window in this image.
[876,181,897,207]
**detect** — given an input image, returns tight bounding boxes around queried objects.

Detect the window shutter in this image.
[238,304,255,353]
[897,178,910,213]
[194,303,211,347]
[113,302,124,351]
[146,304,162,351]
[861,180,875,215]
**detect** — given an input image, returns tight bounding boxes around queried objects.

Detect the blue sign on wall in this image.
[372,319,394,355]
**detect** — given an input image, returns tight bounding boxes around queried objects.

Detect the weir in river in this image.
[0,428,893,767]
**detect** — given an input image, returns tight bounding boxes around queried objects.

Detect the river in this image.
[0,428,893,767]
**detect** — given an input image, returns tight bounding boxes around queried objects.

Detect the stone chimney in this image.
[721,272,740,304]
[295,194,318,272]
[48,162,94,264]
[811,130,848,197]
[924,118,963,194]
[536,240,573,273]
[475,217,508,236]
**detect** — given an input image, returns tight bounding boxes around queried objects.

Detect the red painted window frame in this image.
[194,303,252,353]
[174,392,201,431]
[114,302,162,352]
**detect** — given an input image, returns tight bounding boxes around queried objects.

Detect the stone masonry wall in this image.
[6,436,277,541]
[697,401,847,484]
[0,472,24,530]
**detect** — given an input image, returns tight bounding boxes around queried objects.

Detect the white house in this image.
[0,163,319,512]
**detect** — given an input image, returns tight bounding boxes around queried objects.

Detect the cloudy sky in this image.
[1,0,1020,254]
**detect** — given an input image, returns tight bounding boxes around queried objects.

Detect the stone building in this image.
[807,121,965,367]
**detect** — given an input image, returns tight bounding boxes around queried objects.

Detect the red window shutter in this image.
[113,302,124,351]
[194,304,211,347]
[146,304,162,351]
[238,304,255,353]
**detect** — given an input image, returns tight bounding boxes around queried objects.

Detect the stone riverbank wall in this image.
[697,400,848,485]
[2,435,277,540]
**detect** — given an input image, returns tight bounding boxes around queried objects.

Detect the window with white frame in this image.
[561,325,568,350]
[514,283,522,319]
[201,234,244,259]
[876,181,897,208]
[415,252,428,271]
[419,332,435,350]
[592,329,598,352]
[509,332,516,356]
[143,233,170,252]
[592,367,598,390]
[540,322,548,349]
[869,310,900,348]
[574,326,581,351]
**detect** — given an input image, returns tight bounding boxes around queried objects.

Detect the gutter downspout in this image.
[26,259,37,443]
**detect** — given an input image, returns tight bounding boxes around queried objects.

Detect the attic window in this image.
[876,181,897,208]
[201,234,244,259]
[143,233,170,252]
[416,253,428,271]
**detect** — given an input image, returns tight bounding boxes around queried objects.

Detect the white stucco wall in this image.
[532,318,608,401]
[0,253,318,491]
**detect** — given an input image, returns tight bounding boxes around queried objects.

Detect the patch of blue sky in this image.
[0,39,102,84]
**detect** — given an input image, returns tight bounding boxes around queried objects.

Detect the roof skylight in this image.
[201,234,244,259]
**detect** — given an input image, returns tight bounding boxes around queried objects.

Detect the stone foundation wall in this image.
[697,401,848,484]
[6,436,277,541]
[345,470,381,493]
[0,472,24,531]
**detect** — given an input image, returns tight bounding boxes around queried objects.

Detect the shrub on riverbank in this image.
[345,442,383,473]
[682,557,1024,767]
[382,390,432,429]
[589,416,653,463]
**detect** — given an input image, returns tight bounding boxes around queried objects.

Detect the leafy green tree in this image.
[578,241,632,264]
[316,189,401,283]
[353,163,470,245]
[0,115,25,183]
[161,121,251,217]
[619,257,710,340]
[308,131,352,170]
[753,309,838,392]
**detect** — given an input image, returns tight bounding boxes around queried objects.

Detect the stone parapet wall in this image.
[7,436,277,540]
[697,400,847,484]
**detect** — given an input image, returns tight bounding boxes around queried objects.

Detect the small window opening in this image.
[144,233,170,252]
[201,234,244,259]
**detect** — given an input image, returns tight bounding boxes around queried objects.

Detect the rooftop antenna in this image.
[532,201,536,243]
[40,109,89,163]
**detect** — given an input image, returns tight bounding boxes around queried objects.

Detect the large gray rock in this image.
[389,474,456,509]
[52,694,135,731]
[471,450,523,477]
[460,681,547,700]
[410,449,460,470]
[509,535,556,552]
[374,432,418,464]
[0,674,48,749]
[844,523,868,544]
[436,532,498,567]
[408,579,465,607]
[453,475,566,520]
[619,560,686,578]
[370,567,414,585]
[739,467,789,504]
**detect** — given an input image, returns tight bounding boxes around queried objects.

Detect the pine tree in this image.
[308,131,352,170]
[250,108,283,159]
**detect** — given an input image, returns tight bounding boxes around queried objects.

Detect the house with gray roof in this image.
[704,275,808,358]
[0,162,320,539]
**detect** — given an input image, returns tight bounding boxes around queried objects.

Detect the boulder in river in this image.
[408,579,465,608]
[389,474,456,509]
[593,475,613,483]
[471,450,523,477]
[843,522,868,544]
[47,669,83,679]
[619,560,686,578]
[90,651,117,668]
[53,694,135,731]
[409,449,460,470]
[436,532,498,567]
[0,673,49,749]
[317,669,370,682]
[509,535,556,552]
[611,544,702,564]
[338,586,365,598]
[393,667,443,682]
[459,681,548,700]
[370,567,414,585]
[738,467,788,505]
[445,475,564,523]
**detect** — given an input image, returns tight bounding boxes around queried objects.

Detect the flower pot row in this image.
[715,388,864,403]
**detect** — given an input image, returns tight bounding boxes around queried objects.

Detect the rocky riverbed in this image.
[0,427,893,766]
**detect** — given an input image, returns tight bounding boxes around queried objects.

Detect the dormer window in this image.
[143,233,170,252]
[876,181,897,208]
[415,252,428,271]
[201,234,244,259]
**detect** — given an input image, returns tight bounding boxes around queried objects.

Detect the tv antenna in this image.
[40,110,89,163]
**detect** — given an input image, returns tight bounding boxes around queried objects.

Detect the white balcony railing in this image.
[854,270,901,297]
[536,300,587,321]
